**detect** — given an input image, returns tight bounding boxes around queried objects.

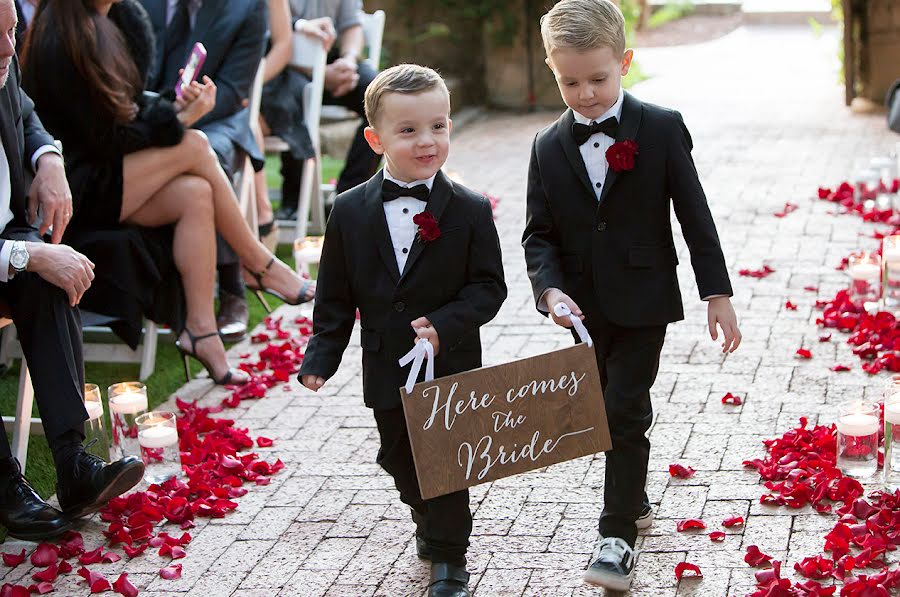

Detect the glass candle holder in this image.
[135,411,181,484]
[847,251,882,309]
[83,384,109,461]
[883,236,900,312]
[108,382,148,460]
[293,236,323,276]
[885,383,900,489]
[836,399,880,479]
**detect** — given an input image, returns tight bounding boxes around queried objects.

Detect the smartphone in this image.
[175,42,207,99]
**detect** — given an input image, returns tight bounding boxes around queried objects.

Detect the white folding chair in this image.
[235,58,265,234]
[287,32,328,239]
[0,317,37,472]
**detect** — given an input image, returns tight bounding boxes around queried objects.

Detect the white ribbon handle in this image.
[398,338,435,394]
[553,302,593,347]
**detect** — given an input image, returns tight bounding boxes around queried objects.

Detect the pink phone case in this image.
[175,43,208,98]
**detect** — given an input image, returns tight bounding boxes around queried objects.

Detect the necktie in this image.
[382,179,430,202]
[161,0,193,90]
[572,116,618,145]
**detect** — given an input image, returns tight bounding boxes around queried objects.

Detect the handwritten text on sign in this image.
[401,343,610,500]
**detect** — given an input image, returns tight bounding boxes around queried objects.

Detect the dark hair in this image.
[22,0,141,123]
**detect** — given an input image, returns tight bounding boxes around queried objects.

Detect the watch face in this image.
[10,247,26,270]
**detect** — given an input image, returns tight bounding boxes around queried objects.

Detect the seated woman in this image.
[254,0,315,243]
[22,0,315,386]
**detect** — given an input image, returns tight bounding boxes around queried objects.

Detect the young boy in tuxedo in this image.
[299,64,506,597]
[523,0,741,590]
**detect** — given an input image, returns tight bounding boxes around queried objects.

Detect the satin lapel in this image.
[557,109,596,202]
[400,170,451,281]
[366,171,401,284]
[597,91,642,207]
[0,83,23,219]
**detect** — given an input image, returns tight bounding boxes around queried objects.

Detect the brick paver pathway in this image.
[5,23,899,596]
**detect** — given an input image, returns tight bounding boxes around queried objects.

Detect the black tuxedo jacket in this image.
[523,91,732,328]
[0,57,54,248]
[299,170,507,410]
[140,0,266,162]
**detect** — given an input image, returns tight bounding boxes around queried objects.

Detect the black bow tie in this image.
[382,179,430,202]
[572,116,619,145]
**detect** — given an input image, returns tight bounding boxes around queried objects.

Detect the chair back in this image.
[248,57,266,124]
[290,33,327,148]
[359,10,385,70]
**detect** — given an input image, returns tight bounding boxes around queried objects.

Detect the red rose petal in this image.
[796,348,813,359]
[830,364,851,372]
[722,516,744,528]
[744,545,773,567]
[31,564,59,583]
[58,560,72,574]
[78,547,103,565]
[122,544,148,559]
[785,300,798,310]
[709,531,725,542]
[256,436,273,448]
[1,550,25,567]
[159,564,182,580]
[29,583,54,595]
[668,463,696,478]
[676,519,706,532]
[0,585,30,597]
[721,392,743,405]
[29,544,58,568]
[78,567,112,593]
[674,561,702,580]
[112,573,138,597]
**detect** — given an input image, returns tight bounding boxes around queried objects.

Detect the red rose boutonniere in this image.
[413,212,441,242]
[606,139,639,172]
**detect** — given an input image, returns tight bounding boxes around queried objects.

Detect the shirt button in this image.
[595,182,602,188]
[593,142,599,148]
[596,221,607,232]
[402,208,409,214]
[394,301,406,312]
[402,248,408,254]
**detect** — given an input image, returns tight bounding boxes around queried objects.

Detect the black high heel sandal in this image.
[244,257,315,314]
[176,328,247,385]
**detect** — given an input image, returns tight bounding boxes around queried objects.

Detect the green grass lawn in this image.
[0,155,344,501]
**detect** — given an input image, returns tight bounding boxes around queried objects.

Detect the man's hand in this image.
[324,61,358,97]
[25,242,94,307]
[28,152,72,244]
[176,76,217,127]
[543,288,584,328]
[301,375,326,392]
[296,17,337,51]
[411,316,440,356]
[708,296,741,353]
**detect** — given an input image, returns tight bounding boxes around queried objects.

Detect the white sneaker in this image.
[636,504,654,530]
[584,537,637,591]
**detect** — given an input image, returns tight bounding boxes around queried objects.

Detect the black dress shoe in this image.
[0,459,72,541]
[411,509,432,560]
[216,292,249,343]
[428,563,471,597]
[57,452,144,519]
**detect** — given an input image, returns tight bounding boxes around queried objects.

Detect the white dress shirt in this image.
[382,168,434,274]
[573,88,624,201]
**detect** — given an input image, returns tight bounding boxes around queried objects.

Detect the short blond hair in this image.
[364,64,450,126]
[540,0,626,57]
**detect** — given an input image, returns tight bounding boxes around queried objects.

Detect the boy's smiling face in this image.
[364,87,452,183]
[547,45,633,121]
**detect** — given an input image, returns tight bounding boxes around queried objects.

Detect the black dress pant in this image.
[373,407,471,567]
[583,316,667,547]
[0,229,87,459]
[281,60,382,209]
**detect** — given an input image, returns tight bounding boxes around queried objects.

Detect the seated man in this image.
[141,0,267,342]
[0,0,143,541]
[275,0,382,220]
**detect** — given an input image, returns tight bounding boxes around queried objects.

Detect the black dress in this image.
[22,0,187,348]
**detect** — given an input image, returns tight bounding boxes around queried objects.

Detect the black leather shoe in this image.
[411,509,432,560]
[0,459,72,540]
[57,452,144,519]
[216,292,249,343]
[428,563,470,597]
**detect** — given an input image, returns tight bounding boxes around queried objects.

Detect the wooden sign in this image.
[400,343,610,500]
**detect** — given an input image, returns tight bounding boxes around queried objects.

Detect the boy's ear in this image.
[620,49,634,76]
[447,119,453,135]
[363,126,385,155]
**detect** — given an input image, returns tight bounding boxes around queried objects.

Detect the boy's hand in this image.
[708,296,741,353]
[301,375,326,392]
[411,317,440,356]
[544,288,584,329]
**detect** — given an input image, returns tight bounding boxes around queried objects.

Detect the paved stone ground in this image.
[5,23,900,597]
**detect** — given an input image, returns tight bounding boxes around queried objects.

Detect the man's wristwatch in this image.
[9,241,29,273]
